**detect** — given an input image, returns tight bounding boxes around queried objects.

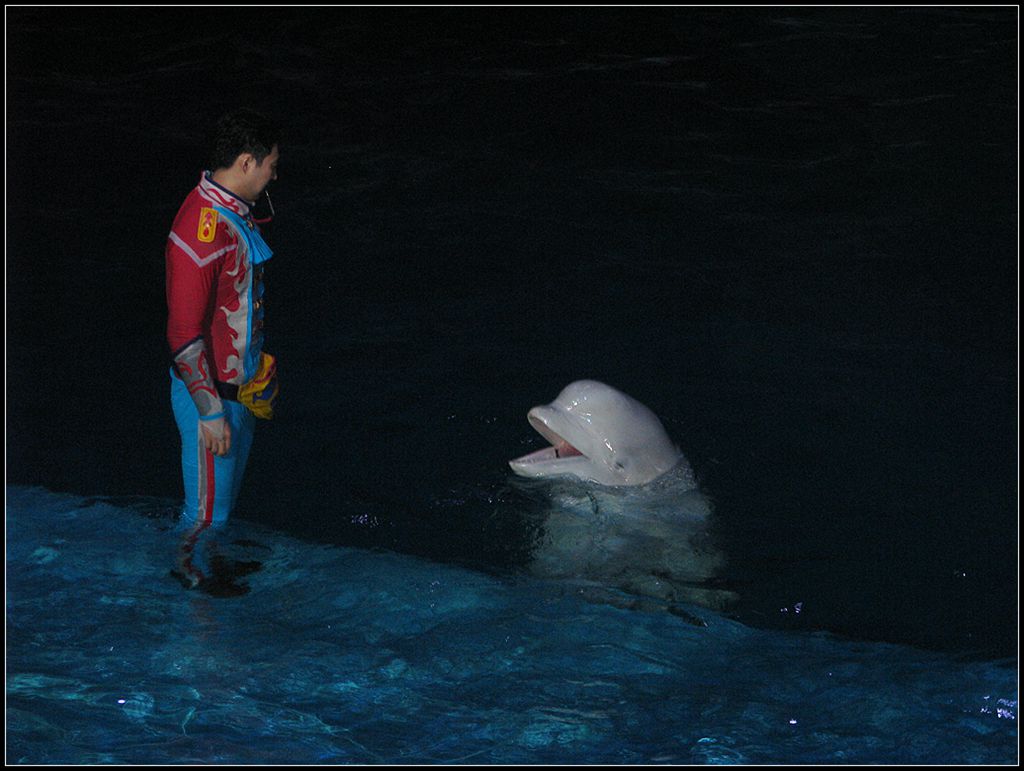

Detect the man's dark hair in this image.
[209,108,281,170]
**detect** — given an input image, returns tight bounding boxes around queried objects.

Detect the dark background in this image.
[6,7,1018,658]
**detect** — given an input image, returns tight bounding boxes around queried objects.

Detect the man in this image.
[166,108,280,590]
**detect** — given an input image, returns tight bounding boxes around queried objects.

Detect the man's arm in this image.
[166,220,235,456]
[169,337,233,456]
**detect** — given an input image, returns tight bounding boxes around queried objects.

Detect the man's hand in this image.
[201,417,232,457]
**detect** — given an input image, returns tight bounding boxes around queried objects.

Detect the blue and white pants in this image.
[170,369,255,583]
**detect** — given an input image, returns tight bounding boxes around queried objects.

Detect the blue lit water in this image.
[5,486,1017,764]
[6,7,1018,764]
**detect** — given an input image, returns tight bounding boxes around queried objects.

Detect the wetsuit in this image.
[166,172,272,552]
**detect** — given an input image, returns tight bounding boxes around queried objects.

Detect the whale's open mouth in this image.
[509,403,593,476]
[510,436,585,467]
[505,403,589,475]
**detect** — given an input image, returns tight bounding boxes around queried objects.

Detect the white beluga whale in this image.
[509,379,685,486]
[508,380,737,618]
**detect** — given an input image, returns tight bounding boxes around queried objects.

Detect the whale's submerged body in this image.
[509,381,736,613]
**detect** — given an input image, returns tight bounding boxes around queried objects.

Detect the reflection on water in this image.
[513,465,738,616]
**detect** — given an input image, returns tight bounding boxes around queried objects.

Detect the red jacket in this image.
[166,173,267,419]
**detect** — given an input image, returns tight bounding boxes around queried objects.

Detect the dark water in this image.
[6,2,1017,682]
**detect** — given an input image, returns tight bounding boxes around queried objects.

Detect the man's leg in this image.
[169,370,256,588]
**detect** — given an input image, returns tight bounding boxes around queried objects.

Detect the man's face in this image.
[246,144,279,200]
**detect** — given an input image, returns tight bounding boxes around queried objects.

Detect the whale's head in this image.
[509,380,683,486]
